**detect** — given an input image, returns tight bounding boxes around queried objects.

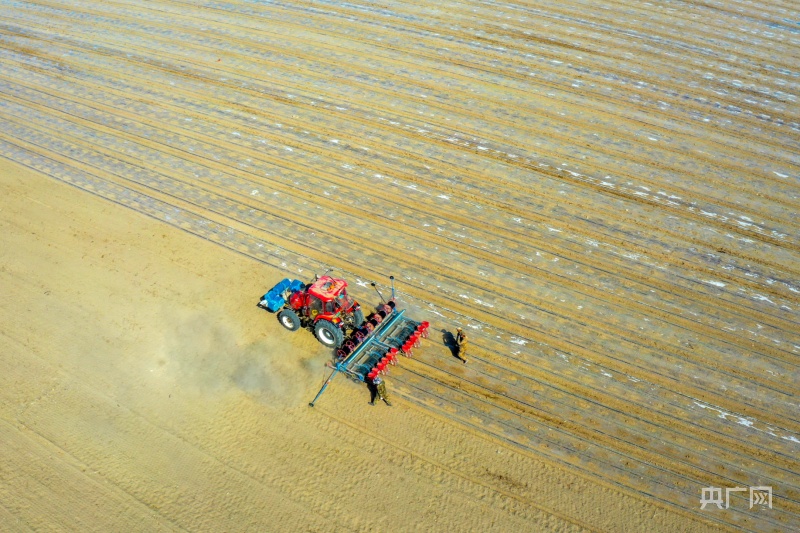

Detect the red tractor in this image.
[259,275,365,348]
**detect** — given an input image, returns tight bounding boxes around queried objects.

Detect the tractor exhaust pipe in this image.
[315,267,332,281]
[390,275,395,300]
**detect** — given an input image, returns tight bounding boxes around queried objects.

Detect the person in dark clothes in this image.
[368,375,392,406]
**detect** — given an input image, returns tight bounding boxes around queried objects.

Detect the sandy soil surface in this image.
[0,1,798,531]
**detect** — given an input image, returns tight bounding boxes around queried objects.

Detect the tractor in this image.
[258,275,365,348]
[259,274,430,406]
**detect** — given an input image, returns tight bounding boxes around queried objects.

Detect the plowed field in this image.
[1,1,798,531]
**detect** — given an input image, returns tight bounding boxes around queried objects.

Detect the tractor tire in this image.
[352,308,365,329]
[278,309,301,331]
[315,320,343,348]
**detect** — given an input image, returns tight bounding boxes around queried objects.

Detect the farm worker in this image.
[367,376,378,404]
[369,376,392,406]
[456,327,468,363]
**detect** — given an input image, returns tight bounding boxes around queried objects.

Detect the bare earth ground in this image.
[0,1,798,532]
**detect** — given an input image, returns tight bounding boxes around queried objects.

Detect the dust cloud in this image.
[158,310,331,407]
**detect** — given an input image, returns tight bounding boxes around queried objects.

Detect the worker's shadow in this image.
[441,329,461,360]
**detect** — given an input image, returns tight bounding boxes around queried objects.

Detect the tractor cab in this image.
[306,276,354,315]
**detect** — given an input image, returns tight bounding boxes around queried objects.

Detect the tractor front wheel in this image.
[315,320,343,348]
[278,309,301,331]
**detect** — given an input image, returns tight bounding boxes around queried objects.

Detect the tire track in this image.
[392,370,791,532]
[314,406,597,533]
[392,360,800,518]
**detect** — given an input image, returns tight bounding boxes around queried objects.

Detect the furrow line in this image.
[393,366,790,532]
[0,121,795,438]
[2,109,797,409]
[2,32,798,285]
[1,79,797,367]
[12,0,800,161]
[397,358,800,510]
[18,0,800,202]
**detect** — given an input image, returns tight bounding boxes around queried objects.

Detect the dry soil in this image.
[1,1,798,532]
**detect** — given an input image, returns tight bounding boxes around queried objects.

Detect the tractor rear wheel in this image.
[315,320,343,348]
[278,309,301,331]
[352,308,365,329]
